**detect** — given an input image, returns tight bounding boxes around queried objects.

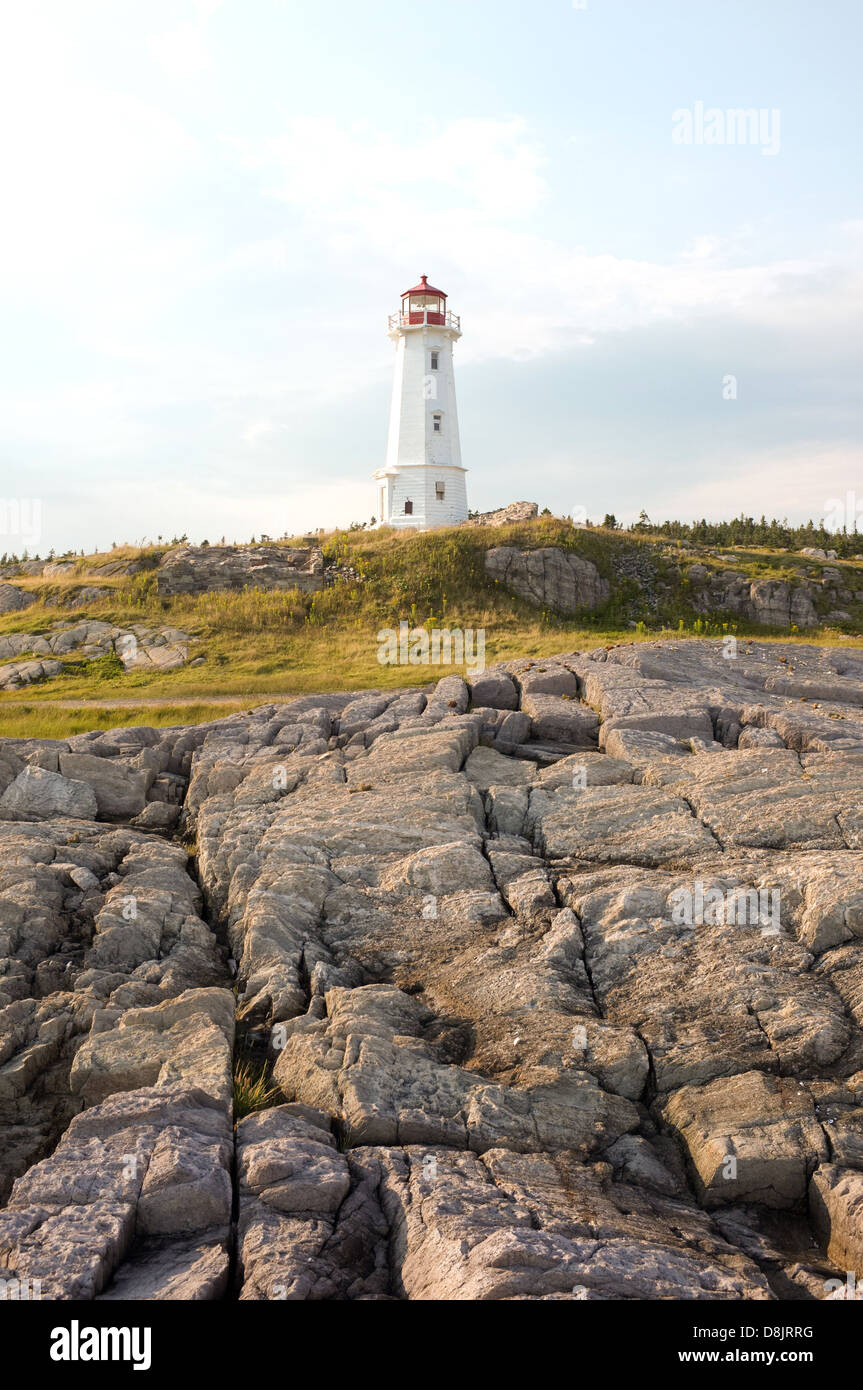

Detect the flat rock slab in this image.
[809,1164,863,1277]
[70,988,235,1106]
[520,692,600,745]
[662,1071,828,1208]
[532,784,719,866]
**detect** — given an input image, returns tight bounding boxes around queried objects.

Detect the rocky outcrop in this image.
[0,621,192,691]
[684,561,862,628]
[0,584,34,614]
[0,766,99,821]
[687,568,821,627]
[157,544,325,597]
[485,545,611,613]
[3,638,863,1300]
[0,557,146,581]
[482,544,862,629]
[63,585,111,608]
[463,501,539,528]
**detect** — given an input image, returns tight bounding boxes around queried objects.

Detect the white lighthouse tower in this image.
[374,275,468,530]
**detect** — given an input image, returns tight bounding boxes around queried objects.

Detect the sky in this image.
[0,0,861,554]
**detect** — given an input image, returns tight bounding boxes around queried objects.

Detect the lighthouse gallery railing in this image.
[388,310,461,331]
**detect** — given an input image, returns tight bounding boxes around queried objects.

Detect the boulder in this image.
[58,752,148,818]
[520,692,600,745]
[0,584,34,614]
[662,1072,828,1207]
[485,546,610,613]
[0,766,97,821]
[468,669,519,710]
[157,544,325,596]
[809,1165,863,1276]
[462,501,539,528]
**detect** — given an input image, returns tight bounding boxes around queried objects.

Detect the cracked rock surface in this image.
[3,639,863,1299]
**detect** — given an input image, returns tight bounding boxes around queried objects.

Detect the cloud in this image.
[147,23,214,78]
[2,73,859,553]
[241,116,548,220]
[0,82,200,306]
[243,419,284,446]
[650,444,863,528]
[236,116,863,364]
[36,475,374,552]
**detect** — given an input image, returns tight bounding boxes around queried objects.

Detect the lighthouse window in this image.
[432,414,442,432]
[404,500,413,515]
[430,351,439,370]
[435,482,445,501]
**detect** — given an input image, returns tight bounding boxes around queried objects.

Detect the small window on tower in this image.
[404,500,413,515]
[432,414,442,432]
[430,351,439,370]
[435,482,445,501]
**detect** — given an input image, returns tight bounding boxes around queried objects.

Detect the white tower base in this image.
[374,461,468,531]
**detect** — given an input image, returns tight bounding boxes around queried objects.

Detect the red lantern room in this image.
[388,275,460,335]
[400,274,447,326]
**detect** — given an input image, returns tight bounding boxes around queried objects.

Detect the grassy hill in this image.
[2,518,862,737]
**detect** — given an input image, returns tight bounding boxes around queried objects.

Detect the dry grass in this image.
[0,702,252,739]
[1,520,860,738]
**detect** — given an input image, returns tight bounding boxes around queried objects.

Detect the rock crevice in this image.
[3,639,863,1299]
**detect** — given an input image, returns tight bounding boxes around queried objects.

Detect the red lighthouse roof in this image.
[402,274,447,299]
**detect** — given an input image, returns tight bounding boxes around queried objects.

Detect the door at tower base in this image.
[374,274,469,531]
[375,464,469,531]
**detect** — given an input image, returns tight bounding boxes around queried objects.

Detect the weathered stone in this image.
[375,1146,770,1300]
[98,1233,230,1300]
[58,752,148,818]
[463,501,539,528]
[464,745,536,791]
[663,1072,828,1207]
[70,989,234,1106]
[485,546,610,613]
[468,668,519,710]
[157,543,325,596]
[809,1164,863,1276]
[0,584,34,614]
[520,692,600,745]
[0,766,98,821]
[5,636,863,1302]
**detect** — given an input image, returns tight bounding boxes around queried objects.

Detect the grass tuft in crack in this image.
[232,1059,281,1119]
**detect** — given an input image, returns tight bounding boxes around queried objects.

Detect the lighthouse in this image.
[374,275,468,529]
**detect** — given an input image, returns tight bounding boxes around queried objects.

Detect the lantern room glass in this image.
[406,295,443,313]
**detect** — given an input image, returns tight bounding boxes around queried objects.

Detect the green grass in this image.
[0,702,251,739]
[232,1059,281,1120]
[1,520,861,738]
